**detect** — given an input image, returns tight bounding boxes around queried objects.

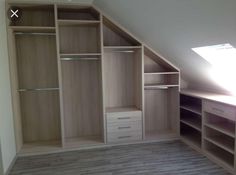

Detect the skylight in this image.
[192,44,236,96]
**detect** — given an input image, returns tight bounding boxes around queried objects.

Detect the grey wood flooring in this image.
[10,141,231,175]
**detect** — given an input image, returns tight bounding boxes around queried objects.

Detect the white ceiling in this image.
[93,0,236,93]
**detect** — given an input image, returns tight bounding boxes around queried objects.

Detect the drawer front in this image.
[203,100,236,121]
[107,121,142,133]
[107,112,142,124]
[107,131,142,143]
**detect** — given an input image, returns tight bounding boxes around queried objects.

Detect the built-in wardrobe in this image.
[7,3,180,155]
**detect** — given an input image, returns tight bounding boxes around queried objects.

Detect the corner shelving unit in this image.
[180,94,202,149]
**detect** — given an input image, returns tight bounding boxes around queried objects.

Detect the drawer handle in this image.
[118,126,131,130]
[212,107,224,114]
[117,117,131,120]
[118,136,131,139]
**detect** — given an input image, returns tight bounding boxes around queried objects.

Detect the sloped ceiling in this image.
[93,0,236,93]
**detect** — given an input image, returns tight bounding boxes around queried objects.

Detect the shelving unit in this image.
[203,107,235,169]
[7,3,180,156]
[144,46,179,140]
[8,4,61,152]
[180,94,202,148]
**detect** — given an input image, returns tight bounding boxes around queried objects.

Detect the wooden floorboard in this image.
[10,141,230,175]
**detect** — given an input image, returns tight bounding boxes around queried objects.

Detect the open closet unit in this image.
[7,3,180,155]
[144,47,180,140]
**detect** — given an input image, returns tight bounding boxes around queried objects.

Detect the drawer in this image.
[106,111,142,124]
[107,120,142,133]
[107,131,142,143]
[203,100,236,121]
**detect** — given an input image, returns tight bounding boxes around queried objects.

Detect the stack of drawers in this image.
[106,110,142,143]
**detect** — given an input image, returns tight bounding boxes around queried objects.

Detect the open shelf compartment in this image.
[103,17,141,46]
[61,60,104,147]
[9,5,55,27]
[180,109,202,131]
[204,140,234,168]
[59,23,100,54]
[57,6,100,21]
[180,122,202,148]
[204,126,235,154]
[204,112,235,138]
[180,94,202,115]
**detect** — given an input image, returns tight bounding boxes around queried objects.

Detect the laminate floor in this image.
[10,141,231,175]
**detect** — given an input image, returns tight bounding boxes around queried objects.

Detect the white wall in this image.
[0,0,17,174]
[94,0,236,94]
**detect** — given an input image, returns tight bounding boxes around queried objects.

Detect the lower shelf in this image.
[20,140,61,154]
[180,123,201,148]
[65,136,104,148]
[145,130,178,141]
[204,140,234,168]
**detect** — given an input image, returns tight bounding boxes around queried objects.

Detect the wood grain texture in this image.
[20,91,61,143]
[58,7,100,20]
[9,141,230,175]
[15,34,58,89]
[59,24,100,54]
[61,60,103,142]
[7,28,23,152]
[103,49,142,109]
[103,17,140,46]
[144,46,177,72]
[11,5,55,27]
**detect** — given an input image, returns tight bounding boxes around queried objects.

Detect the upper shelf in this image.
[9,5,55,27]
[57,19,100,26]
[103,17,141,47]
[144,46,178,73]
[57,6,100,21]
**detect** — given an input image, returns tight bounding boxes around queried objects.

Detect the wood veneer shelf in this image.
[106,107,141,114]
[180,123,202,148]
[65,136,104,148]
[20,140,61,154]
[60,53,101,56]
[144,72,179,75]
[11,26,56,32]
[104,46,142,49]
[204,137,234,154]
[58,19,100,26]
[204,140,234,168]
[180,105,202,115]
[180,118,201,132]
[205,123,235,138]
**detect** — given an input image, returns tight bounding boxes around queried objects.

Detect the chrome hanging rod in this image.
[144,86,169,90]
[14,32,56,36]
[112,50,134,53]
[61,57,99,61]
[18,88,59,92]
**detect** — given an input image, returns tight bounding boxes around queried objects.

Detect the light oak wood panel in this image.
[59,24,100,54]
[144,73,179,86]
[61,61,103,141]
[15,34,58,89]
[20,91,61,143]
[7,28,23,152]
[10,5,55,26]
[144,47,177,73]
[58,6,100,20]
[145,87,179,137]
[103,17,140,46]
[103,49,142,109]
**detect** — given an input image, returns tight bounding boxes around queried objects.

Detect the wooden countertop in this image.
[180,89,236,106]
